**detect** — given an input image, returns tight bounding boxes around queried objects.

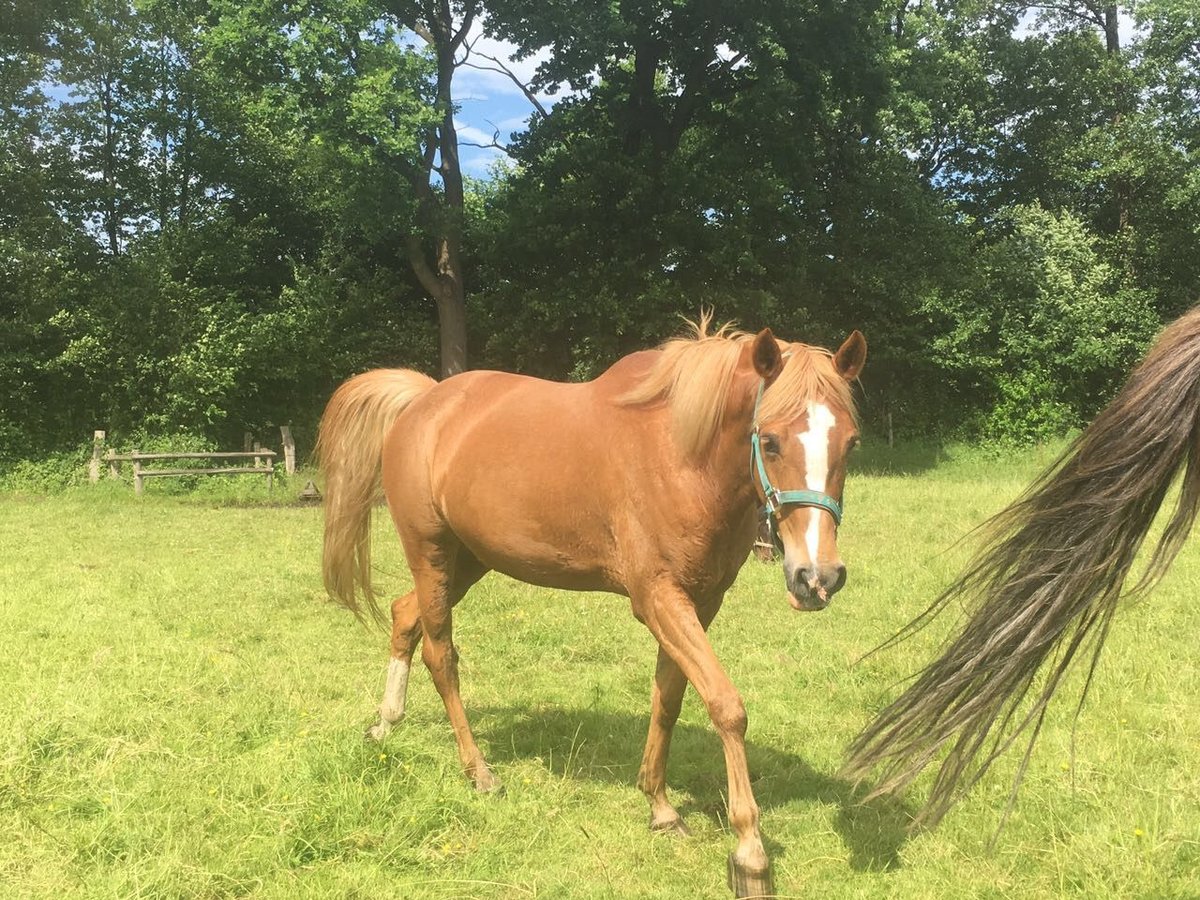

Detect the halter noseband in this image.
[750,380,843,550]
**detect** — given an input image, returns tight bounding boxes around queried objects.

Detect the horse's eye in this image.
[848,435,861,452]
[761,434,781,456]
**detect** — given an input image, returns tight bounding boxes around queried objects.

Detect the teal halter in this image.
[750,381,844,540]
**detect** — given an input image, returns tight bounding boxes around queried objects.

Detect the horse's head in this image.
[746,328,866,611]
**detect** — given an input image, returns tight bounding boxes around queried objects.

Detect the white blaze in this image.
[797,403,836,569]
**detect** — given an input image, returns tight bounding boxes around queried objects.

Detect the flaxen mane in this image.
[620,314,856,458]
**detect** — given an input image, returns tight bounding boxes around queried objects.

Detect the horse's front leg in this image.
[639,587,772,899]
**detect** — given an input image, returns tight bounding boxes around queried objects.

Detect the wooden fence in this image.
[104,449,277,494]
[90,427,298,495]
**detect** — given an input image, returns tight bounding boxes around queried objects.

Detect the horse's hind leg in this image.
[637,597,721,835]
[366,590,422,742]
[637,648,690,834]
[414,549,499,792]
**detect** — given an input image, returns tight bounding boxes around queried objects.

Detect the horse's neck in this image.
[704,404,761,528]
[670,414,761,590]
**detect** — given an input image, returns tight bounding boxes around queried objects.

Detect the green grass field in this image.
[2,445,1198,898]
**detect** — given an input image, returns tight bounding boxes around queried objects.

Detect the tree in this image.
[475,0,967,415]
[405,0,478,376]
[204,0,479,376]
[55,0,158,255]
[3,0,1198,461]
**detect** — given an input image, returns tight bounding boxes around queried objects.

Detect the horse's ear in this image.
[834,330,867,381]
[751,329,784,380]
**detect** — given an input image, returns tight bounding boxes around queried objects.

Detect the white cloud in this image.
[455,20,557,107]
[495,115,531,132]
[459,147,508,178]
[453,119,501,146]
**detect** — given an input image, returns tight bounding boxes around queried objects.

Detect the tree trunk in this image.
[1103,5,1120,55]
[1104,4,1130,234]
[180,98,193,230]
[101,72,120,255]
[157,32,170,231]
[433,35,468,377]
[405,1,473,379]
[435,282,467,377]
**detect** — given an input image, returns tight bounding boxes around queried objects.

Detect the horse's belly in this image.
[452,521,624,595]
[438,456,626,592]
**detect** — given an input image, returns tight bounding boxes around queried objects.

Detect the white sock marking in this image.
[797,403,836,571]
[379,657,411,724]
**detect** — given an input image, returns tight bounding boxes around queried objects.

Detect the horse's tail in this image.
[315,368,438,625]
[842,306,1200,829]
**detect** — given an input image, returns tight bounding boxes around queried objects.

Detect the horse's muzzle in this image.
[785,563,846,611]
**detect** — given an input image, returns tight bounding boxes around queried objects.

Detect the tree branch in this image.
[1023,2,1107,31]
[458,121,518,158]
[450,1,476,53]
[416,129,439,185]
[716,50,747,72]
[411,19,434,45]
[459,51,548,117]
[405,233,443,297]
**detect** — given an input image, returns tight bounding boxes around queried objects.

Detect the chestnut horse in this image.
[317,319,867,897]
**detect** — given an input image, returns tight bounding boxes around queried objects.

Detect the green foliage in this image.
[0,445,92,493]
[926,204,1160,442]
[473,0,905,377]
[1,0,1198,460]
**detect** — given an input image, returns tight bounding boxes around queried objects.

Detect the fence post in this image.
[133,450,143,496]
[107,450,119,479]
[280,425,296,475]
[89,430,105,483]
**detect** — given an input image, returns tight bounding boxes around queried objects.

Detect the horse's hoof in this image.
[473,771,504,795]
[727,853,774,899]
[650,815,691,837]
[365,713,404,742]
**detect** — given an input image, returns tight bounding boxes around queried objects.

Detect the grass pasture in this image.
[2,446,1198,898]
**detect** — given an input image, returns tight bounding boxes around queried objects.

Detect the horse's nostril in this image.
[829,564,847,596]
[785,566,810,596]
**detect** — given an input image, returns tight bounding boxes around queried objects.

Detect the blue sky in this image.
[448,24,559,178]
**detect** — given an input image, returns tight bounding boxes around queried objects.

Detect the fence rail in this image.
[104,448,276,494]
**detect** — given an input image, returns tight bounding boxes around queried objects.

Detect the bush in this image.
[0,446,92,492]
[924,203,1160,443]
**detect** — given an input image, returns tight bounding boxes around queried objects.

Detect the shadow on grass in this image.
[476,704,911,872]
[850,441,945,476]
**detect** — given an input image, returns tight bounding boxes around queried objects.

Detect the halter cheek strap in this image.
[750,381,844,527]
